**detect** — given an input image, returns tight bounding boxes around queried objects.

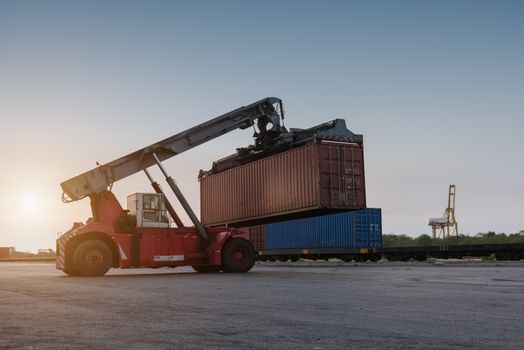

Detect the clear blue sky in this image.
[0,0,523,251]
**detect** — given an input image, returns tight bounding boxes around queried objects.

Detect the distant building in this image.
[0,247,15,259]
[37,249,55,255]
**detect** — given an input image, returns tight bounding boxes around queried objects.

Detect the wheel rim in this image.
[85,250,104,268]
[233,249,246,262]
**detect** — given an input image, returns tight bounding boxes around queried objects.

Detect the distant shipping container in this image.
[200,141,366,227]
[0,247,13,259]
[264,209,382,250]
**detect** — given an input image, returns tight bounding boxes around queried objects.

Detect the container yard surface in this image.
[1,262,524,349]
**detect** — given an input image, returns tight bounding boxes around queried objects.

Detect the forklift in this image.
[56,97,286,276]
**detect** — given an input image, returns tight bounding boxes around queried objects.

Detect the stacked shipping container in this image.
[0,247,13,259]
[200,116,374,252]
[265,208,381,250]
[239,209,382,252]
[200,141,365,227]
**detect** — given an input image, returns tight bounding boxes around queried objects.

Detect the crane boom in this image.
[61,97,284,202]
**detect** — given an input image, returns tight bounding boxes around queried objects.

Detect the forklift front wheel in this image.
[221,238,256,273]
[192,265,221,273]
[73,240,112,277]
[63,268,82,276]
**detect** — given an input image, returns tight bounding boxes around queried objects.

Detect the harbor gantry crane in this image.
[428,184,459,239]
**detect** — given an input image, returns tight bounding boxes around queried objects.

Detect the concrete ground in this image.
[1,262,523,350]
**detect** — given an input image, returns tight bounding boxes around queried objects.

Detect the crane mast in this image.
[428,184,459,239]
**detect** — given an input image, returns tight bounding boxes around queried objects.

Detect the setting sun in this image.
[19,193,43,212]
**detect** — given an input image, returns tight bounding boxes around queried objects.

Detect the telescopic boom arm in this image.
[61,97,284,202]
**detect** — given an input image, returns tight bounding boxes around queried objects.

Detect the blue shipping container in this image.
[265,209,382,250]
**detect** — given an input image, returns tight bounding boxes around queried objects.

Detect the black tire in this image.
[388,254,400,262]
[73,240,112,276]
[414,253,427,262]
[221,238,256,273]
[192,265,221,273]
[399,254,411,262]
[62,268,81,276]
[495,253,506,261]
[508,252,522,261]
[369,254,381,262]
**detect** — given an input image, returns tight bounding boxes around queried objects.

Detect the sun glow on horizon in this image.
[18,192,44,216]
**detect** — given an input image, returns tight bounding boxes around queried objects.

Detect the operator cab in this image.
[127,193,170,228]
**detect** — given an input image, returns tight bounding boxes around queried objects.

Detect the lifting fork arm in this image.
[61,97,283,202]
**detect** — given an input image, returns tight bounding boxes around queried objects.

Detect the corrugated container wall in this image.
[264,209,382,250]
[200,142,365,227]
[0,247,12,259]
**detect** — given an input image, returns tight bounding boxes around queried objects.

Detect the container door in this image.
[369,208,382,248]
[354,210,369,247]
[318,143,366,210]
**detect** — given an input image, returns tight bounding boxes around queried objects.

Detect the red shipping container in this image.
[237,226,266,253]
[0,247,12,259]
[200,141,365,227]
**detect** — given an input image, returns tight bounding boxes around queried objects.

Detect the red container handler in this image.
[200,140,366,227]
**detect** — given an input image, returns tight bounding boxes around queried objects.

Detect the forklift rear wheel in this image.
[73,240,112,276]
[221,238,256,273]
[192,265,221,273]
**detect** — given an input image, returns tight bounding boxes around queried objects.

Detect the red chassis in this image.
[56,191,255,276]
